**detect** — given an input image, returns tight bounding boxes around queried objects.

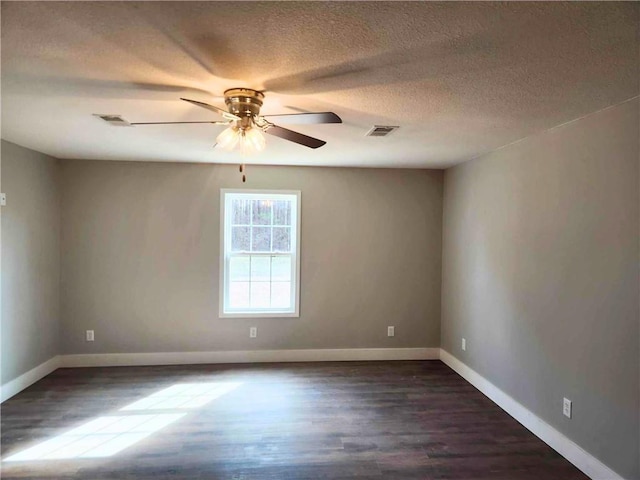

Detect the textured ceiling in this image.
[1,1,638,168]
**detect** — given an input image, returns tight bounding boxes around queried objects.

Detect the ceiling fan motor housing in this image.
[224,88,264,129]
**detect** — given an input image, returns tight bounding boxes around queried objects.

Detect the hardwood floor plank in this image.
[1,361,589,480]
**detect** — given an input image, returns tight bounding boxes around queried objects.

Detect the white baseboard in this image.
[1,356,61,403]
[1,348,437,401]
[60,347,440,368]
[439,350,625,480]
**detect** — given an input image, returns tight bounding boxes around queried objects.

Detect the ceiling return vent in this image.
[94,114,131,126]
[366,125,399,137]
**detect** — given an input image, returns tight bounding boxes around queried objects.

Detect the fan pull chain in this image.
[239,164,246,183]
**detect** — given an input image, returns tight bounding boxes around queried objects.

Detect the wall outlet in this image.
[249,327,257,338]
[86,330,95,342]
[387,326,395,337]
[563,398,572,418]
[462,338,466,351]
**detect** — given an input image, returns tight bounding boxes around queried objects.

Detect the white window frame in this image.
[219,189,301,318]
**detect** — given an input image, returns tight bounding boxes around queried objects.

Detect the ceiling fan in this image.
[131,88,342,181]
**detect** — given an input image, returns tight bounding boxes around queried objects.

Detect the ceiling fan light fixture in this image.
[217,123,266,156]
[133,90,341,181]
[241,127,266,154]
[216,125,241,151]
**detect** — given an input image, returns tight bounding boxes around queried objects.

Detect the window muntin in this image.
[220,190,300,317]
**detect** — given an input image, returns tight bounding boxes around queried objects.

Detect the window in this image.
[220,190,300,317]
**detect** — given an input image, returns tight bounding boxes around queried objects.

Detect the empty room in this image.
[0,2,638,479]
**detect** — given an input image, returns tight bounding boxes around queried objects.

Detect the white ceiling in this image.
[1,2,638,169]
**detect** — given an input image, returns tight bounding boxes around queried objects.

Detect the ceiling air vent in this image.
[94,114,131,126]
[366,125,399,137]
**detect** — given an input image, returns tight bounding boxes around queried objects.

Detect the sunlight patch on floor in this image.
[4,382,243,462]
[4,414,185,461]
[120,382,242,411]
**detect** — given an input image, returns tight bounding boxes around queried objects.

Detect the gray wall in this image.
[61,161,443,354]
[1,140,61,384]
[441,98,639,479]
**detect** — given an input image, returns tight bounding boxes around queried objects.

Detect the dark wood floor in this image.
[1,361,588,480]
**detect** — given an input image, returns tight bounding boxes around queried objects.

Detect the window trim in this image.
[219,189,301,318]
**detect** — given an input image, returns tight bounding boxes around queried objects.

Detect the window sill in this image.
[219,311,299,319]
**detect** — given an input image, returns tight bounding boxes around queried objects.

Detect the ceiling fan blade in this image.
[261,112,342,125]
[265,125,326,149]
[181,98,240,120]
[131,121,230,125]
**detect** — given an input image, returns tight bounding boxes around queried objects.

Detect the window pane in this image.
[229,257,250,281]
[252,200,272,225]
[231,199,251,225]
[231,227,250,252]
[271,256,292,282]
[252,227,271,252]
[250,256,271,282]
[273,200,291,226]
[229,282,249,308]
[250,282,271,308]
[272,227,291,252]
[271,282,291,308]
